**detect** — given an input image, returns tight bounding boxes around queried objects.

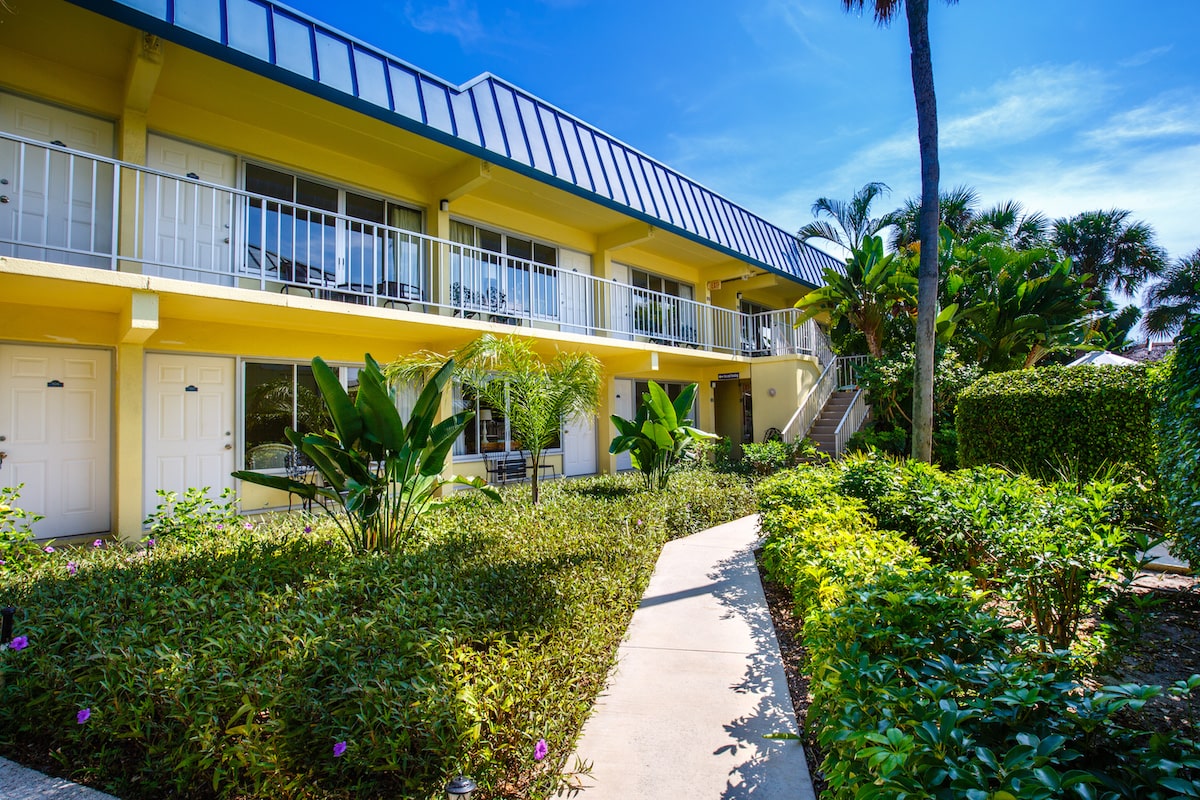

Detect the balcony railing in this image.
[0,132,826,357]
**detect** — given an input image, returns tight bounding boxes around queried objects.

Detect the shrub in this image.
[609,381,716,491]
[143,487,241,544]
[804,571,1200,800]
[755,466,839,516]
[0,486,45,574]
[1155,318,1200,566]
[957,364,1156,479]
[759,495,928,619]
[740,438,819,477]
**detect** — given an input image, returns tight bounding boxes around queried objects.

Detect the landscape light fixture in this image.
[445,775,477,799]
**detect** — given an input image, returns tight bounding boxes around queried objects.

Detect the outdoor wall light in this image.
[439,199,450,212]
[768,387,777,397]
[445,775,477,799]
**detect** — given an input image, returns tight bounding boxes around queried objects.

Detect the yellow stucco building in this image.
[0,0,844,541]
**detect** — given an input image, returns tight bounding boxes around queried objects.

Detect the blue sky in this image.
[287,0,1200,263]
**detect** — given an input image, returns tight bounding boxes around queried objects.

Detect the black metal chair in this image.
[483,449,529,485]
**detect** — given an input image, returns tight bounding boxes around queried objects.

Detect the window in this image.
[629,268,697,344]
[244,361,380,470]
[243,163,422,291]
[449,220,558,320]
[453,381,561,457]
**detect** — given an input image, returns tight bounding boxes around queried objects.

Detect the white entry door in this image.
[612,379,633,471]
[558,249,592,335]
[144,354,235,518]
[0,345,112,539]
[144,135,237,285]
[0,93,116,268]
[562,414,597,477]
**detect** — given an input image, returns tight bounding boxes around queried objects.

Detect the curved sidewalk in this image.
[568,514,816,799]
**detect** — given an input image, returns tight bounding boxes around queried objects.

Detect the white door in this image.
[0,93,115,268]
[613,379,632,471]
[144,135,237,285]
[558,249,592,335]
[562,414,596,477]
[0,345,112,539]
[144,354,235,518]
[608,261,633,340]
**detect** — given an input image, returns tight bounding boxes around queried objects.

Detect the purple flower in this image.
[76,708,91,724]
[43,546,55,554]
[8,636,28,651]
[146,538,156,549]
[534,738,548,762]
[215,523,224,531]
[67,562,77,576]
[332,741,348,758]
[243,521,253,530]
[92,538,104,548]
[304,525,313,534]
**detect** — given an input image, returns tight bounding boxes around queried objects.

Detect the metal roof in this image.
[71,0,841,288]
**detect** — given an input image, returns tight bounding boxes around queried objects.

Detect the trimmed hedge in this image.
[957,364,1156,478]
[1155,318,1200,565]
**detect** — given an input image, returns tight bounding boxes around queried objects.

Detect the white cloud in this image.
[1118,45,1173,69]
[403,1,486,46]
[1083,94,1200,148]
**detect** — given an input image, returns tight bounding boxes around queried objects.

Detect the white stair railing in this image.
[781,357,838,443]
[832,388,870,457]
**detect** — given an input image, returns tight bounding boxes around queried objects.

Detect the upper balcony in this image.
[0,132,829,360]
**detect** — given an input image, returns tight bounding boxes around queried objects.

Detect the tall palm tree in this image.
[798,181,892,254]
[1052,209,1168,298]
[972,200,1050,250]
[1143,248,1200,336]
[842,0,958,462]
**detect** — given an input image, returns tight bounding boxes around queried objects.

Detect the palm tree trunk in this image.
[906,0,939,463]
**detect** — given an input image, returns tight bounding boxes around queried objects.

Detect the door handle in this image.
[224,444,233,450]
[0,451,7,469]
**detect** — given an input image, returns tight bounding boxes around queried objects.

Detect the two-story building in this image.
[0,0,845,541]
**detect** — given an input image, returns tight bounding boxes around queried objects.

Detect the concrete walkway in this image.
[0,757,117,799]
[569,514,816,799]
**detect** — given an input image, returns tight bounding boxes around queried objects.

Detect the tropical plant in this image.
[797,181,893,254]
[233,354,497,552]
[1143,247,1200,336]
[609,381,716,490]
[390,335,602,505]
[842,0,959,463]
[143,487,240,544]
[1052,209,1168,299]
[794,234,915,357]
[1154,318,1200,565]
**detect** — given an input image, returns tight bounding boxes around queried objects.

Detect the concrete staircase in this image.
[806,390,859,455]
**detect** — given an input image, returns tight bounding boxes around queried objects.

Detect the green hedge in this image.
[756,465,1200,799]
[957,364,1156,478]
[0,472,754,800]
[1156,318,1200,566]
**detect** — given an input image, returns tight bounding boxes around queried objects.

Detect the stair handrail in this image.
[782,356,839,443]
[832,387,870,457]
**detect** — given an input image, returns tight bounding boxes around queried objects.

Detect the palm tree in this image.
[794,235,916,358]
[843,0,958,462]
[389,335,601,504]
[1143,248,1200,336]
[972,200,1050,250]
[1052,209,1168,298]
[887,185,979,250]
[798,181,892,254]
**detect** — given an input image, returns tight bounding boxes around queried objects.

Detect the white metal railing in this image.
[0,131,828,355]
[837,354,870,388]
[781,356,839,443]
[832,387,870,457]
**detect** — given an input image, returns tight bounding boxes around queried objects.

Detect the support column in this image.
[116,33,162,273]
[114,290,158,542]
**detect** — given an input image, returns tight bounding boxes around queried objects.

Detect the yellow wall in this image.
[749,356,822,442]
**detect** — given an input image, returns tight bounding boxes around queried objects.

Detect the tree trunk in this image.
[906,0,939,463]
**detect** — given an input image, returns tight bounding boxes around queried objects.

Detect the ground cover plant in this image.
[0,470,755,800]
[757,457,1200,799]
